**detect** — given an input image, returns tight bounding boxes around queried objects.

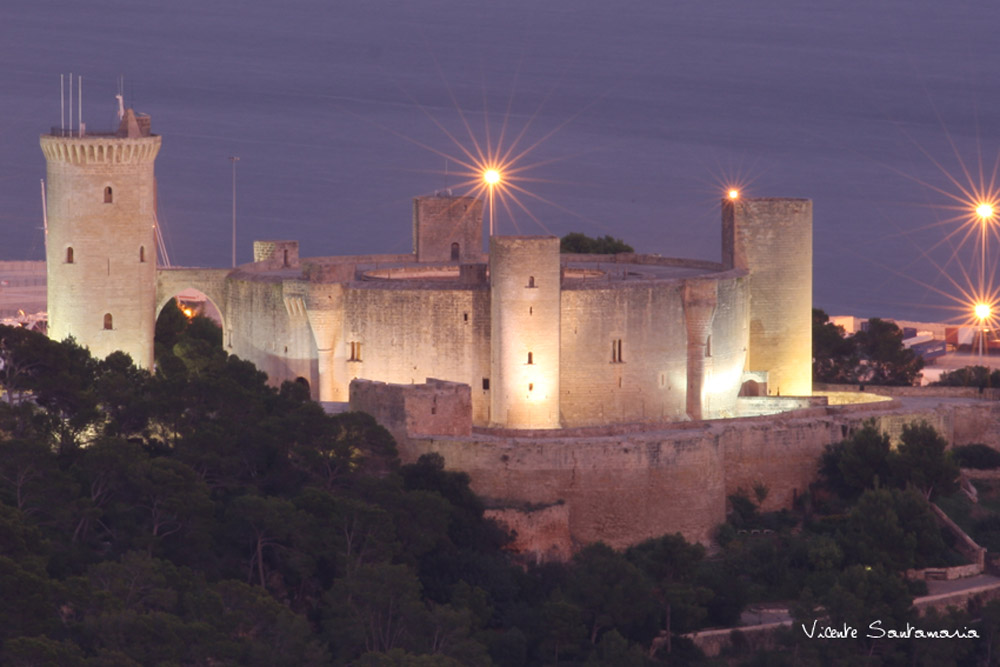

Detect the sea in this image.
[2,0,999,323]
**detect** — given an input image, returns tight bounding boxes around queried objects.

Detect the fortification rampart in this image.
[376,388,1000,553]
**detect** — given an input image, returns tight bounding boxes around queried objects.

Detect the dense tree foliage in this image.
[3,323,996,665]
[0,325,752,665]
[952,443,1000,469]
[812,309,859,383]
[812,309,924,385]
[559,233,634,254]
[820,420,959,502]
[935,365,1000,388]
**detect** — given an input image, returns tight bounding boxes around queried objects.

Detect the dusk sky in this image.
[3,0,1000,322]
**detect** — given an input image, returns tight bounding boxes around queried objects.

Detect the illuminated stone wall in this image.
[559,272,747,426]
[722,197,812,396]
[41,129,160,368]
[490,237,561,428]
[223,273,316,387]
[222,248,749,426]
[341,284,492,423]
[560,281,687,425]
[408,397,1000,551]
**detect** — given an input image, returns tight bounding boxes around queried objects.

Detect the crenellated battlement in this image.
[39,134,161,166]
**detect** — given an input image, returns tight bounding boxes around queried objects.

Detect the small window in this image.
[482,378,490,390]
[705,335,712,358]
[66,247,74,264]
[139,246,145,263]
[104,186,113,203]
[463,313,468,322]
[451,242,460,261]
[527,352,533,365]
[349,341,362,362]
[283,249,289,267]
[527,276,535,288]
[528,383,534,392]
[103,313,113,330]
[611,339,623,363]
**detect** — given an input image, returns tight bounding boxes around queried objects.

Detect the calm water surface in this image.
[2,0,999,322]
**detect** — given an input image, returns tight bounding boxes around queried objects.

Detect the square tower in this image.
[413,193,483,263]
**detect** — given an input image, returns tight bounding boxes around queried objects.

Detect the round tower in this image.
[489,236,561,428]
[722,197,812,396]
[40,109,161,368]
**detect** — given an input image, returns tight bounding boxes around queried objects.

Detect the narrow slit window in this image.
[705,335,712,358]
[104,186,113,203]
[611,338,623,363]
[283,249,289,267]
[66,247,74,264]
[528,383,534,392]
[139,246,145,263]
[103,313,113,330]
[451,242,460,261]
[527,352,533,365]
[527,276,535,288]
[349,341,362,362]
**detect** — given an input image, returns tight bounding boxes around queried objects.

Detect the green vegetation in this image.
[819,420,959,501]
[812,309,924,385]
[935,365,1000,388]
[560,232,634,254]
[952,443,1000,469]
[4,322,1000,665]
[0,325,744,665]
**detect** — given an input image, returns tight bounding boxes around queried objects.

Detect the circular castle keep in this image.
[198,196,813,429]
[42,113,814,552]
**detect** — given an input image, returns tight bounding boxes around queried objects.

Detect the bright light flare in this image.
[976,302,992,321]
[977,202,996,220]
[727,189,740,200]
[483,168,501,186]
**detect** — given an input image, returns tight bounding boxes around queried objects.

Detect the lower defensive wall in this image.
[352,378,1000,558]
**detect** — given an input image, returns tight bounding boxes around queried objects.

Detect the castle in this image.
[40,111,813,431]
[46,109,999,557]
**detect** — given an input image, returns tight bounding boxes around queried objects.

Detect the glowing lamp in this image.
[727,189,739,200]
[484,168,501,186]
[976,203,995,220]
[975,303,991,321]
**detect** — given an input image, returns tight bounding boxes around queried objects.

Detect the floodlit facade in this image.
[42,116,813,428]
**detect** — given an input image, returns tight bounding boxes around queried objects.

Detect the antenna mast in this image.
[116,75,125,121]
[40,180,48,253]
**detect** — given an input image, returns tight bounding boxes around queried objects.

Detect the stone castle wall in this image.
[41,133,160,368]
[723,198,812,396]
[385,392,1000,552]
[490,237,561,428]
[224,275,317,387]
[344,284,493,423]
[413,195,483,263]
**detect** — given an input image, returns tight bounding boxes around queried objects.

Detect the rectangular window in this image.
[482,378,490,390]
[349,341,362,362]
[611,339,623,363]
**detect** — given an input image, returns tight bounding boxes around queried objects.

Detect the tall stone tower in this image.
[489,236,561,428]
[40,109,161,368]
[722,197,812,396]
[413,193,484,262]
